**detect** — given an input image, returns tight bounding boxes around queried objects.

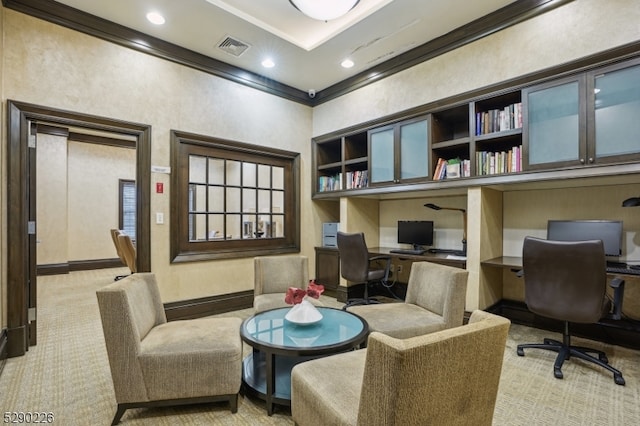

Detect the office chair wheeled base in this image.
[517,325,625,386]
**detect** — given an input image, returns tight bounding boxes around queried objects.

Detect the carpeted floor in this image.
[1,268,639,425]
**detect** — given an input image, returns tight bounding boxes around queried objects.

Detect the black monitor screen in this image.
[546,220,623,256]
[397,220,434,248]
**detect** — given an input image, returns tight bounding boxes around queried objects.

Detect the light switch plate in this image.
[156,212,164,224]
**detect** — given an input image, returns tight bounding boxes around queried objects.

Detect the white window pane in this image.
[243,162,256,187]
[189,155,207,183]
[226,160,241,186]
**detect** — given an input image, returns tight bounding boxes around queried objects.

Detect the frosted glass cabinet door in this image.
[592,63,640,159]
[525,78,583,167]
[369,128,395,183]
[399,119,429,180]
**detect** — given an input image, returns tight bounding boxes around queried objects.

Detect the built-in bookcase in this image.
[312,55,640,197]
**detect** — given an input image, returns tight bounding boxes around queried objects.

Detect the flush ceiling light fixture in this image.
[146,11,165,25]
[289,0,360,21]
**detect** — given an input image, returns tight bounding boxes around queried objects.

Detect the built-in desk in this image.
[315,246,466,303]
[482,256,640,350]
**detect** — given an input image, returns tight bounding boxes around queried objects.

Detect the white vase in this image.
[285,298,323,325]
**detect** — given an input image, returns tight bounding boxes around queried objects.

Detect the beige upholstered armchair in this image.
[254,255,322,312]
[96,273,243,425]
[291,310,511,426]
[347,261,468,339]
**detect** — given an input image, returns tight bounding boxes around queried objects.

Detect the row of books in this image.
[318,170,369,192]
[476,102,523,135]
[318,174,341,192]
[432,157,471,180]
[476,145,523,176]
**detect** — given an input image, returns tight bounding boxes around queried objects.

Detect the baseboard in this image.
[37,258,125,275]
[164,290,254,321]
[492,299,640,350]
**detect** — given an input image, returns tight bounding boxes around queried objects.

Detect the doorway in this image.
[6,100,151,357]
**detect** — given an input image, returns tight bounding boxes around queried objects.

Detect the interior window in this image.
[119,179,136,240]
[170,130,300,262]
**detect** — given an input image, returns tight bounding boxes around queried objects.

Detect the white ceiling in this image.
[52,0,517,93]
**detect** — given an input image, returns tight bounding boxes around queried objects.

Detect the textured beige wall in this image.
[312,0,640,137]
[36,133,68,265]
[1,9,312,304]
[66,142,136,261]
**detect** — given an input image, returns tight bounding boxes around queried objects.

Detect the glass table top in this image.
[241,307,367,350]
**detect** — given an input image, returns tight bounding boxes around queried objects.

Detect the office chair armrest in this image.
[609,277,625,320]
[369,255,392,283]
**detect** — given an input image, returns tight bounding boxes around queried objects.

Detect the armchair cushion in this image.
[138,317,242,401]
[347,261,467,339]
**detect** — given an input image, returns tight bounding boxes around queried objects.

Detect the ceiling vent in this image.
[217,35,251,57]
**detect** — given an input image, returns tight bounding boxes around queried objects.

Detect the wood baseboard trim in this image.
[37,258,126,275]
[490,299,640,350]
[164,290,254,321]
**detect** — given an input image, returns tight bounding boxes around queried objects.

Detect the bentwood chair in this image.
[516,236,625,385]
[117,233,137,275]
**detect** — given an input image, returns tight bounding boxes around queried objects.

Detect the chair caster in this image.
[599,354,609,363]
[614,374,625,386]
[516,347,524,356]
[554,368,563,379]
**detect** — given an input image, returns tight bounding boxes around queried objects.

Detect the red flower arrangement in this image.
[285,280,325,305]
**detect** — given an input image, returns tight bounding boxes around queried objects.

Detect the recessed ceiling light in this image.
[146,11,166,25]
[341,59,355,68]
[262,58,275,68]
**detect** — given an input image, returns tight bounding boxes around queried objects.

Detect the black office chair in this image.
[337,232,391,308]
[517,236,625,385]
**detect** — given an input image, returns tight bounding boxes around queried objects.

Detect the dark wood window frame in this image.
[170,130,300,263]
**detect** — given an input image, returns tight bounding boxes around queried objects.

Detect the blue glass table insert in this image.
[240,307,368,415]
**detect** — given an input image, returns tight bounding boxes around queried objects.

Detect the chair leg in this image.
[111,405,127,425]
[229,394,238,413]
[517,322,625,385]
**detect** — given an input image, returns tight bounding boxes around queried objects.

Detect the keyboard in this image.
[606,266,640,276]
[389,249,426,255]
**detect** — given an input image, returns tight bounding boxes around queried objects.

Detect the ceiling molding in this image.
[3,0,574,106]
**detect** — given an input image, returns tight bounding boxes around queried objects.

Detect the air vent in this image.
[217,35,251,57]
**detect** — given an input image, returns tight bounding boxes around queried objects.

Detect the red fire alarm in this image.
[156,182,164,194]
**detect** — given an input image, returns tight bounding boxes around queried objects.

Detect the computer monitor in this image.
[546,220,623,257]
[397,220,434,250]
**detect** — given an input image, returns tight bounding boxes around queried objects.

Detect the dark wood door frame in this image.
[6,100,152,357]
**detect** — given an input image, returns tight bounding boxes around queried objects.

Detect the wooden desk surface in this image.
[482,256,523,269]
[369,247,466,269]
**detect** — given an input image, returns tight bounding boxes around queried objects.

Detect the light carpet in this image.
[0,269,639,425]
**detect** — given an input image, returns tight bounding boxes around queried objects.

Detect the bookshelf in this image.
[431,104,471,180]
[312,55,640,197]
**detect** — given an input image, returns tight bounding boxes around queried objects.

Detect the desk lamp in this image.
[622,196,640,207]
[424,203,467,256]
[622,196,640,270]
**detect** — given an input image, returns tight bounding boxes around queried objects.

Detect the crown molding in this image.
[3,0,573,106]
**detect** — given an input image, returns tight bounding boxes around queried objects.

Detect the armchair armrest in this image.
[609,277,625,320]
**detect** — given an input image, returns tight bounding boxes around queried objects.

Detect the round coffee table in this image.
[240,306,368,415]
